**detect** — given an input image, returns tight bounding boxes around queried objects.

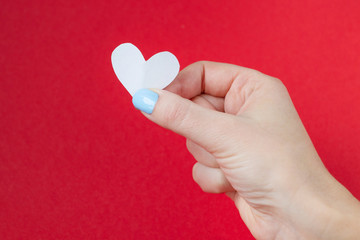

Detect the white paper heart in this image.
[111,43,180,96]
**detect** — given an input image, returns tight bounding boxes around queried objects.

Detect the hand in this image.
[132,61,360,239]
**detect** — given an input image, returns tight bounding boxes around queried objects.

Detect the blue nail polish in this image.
[132,89,159,114]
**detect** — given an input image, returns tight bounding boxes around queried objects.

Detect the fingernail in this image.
[132,89,159,114]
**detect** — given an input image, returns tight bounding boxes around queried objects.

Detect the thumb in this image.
[132,88,241,153]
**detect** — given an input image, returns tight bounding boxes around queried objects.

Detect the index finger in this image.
[164,61,258,99]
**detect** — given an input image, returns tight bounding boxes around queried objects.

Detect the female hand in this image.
[132,61,360,239]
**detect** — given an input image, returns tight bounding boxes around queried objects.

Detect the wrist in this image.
[281,170,360,239]
[314,178,360,240]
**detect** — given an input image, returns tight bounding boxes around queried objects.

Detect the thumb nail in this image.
[132,89,159,114]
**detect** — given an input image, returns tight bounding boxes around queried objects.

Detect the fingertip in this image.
[132,88,159,114]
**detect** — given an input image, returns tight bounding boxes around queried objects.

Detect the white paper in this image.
[111,43,180,96]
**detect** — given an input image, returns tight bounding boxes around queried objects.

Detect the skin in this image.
[139,61,360,239]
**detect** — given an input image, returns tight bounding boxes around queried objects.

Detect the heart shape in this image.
[111,43,180,96]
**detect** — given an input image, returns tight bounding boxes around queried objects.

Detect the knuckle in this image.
[270,77,285,88]
[270,77,290,95]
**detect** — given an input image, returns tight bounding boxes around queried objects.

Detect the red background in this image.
[1,0,360,239]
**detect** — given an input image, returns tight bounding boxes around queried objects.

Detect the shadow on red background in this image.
[1,0,360,239]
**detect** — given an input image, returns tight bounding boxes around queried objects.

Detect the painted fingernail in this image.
[132,89,159,114]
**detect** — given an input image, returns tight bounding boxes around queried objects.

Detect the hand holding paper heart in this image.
[130,61,360,240]
[111,43,180,96]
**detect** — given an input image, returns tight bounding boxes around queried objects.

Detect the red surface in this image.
[1,1,360,239]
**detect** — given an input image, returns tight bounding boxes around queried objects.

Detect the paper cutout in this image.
[111,43,180,96]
